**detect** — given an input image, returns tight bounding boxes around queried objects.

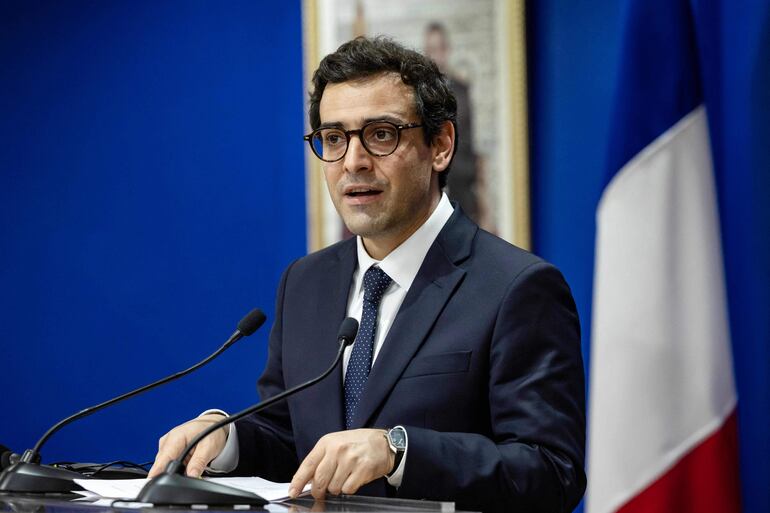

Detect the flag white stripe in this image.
[587,105,736,513]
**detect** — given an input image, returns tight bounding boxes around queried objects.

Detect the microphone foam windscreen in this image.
[238,308,267,336]
[337,317,359,344]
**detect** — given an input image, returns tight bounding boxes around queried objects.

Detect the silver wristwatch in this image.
[385,426,407,475]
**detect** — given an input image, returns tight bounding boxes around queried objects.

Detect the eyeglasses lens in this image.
[362,122,398,155]
[311,122,401,162]
[312,130,344,162]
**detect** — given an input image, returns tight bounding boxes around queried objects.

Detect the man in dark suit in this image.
[150,36,585,513]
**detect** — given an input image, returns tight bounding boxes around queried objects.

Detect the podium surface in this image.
[0,494,476,513]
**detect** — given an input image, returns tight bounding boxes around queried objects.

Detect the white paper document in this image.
[73,476,308,503]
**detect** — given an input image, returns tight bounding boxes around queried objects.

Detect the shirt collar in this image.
[355,193,454,291]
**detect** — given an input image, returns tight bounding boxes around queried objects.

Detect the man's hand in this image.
[148,413,229,478]
[288,429,395,500]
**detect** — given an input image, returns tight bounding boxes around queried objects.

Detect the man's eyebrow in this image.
[317,121,345,130]
[363,115,407,125]
[317,115,409,130]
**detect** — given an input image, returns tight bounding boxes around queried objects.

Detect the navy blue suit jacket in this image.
[233,208,586,513]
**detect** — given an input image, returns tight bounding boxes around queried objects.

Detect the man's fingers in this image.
[148,449,176,477]
[148,443,167,478]
[185,452,208,478]
[340,470,366,496]
[149,415,228,478]
[289,446,325,498]
[147,456,167,478]
[289,458,317,498]
[289,429,393,498]
[185,436,220,477]
[325,459,352,496]
[309,452,339,499]
[148,434,187,477]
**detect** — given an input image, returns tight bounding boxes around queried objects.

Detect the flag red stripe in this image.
[616,410,741,513]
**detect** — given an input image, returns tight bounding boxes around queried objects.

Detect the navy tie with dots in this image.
[343,265,393,429]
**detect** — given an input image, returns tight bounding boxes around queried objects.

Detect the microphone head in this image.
[337,317,359,346]
[237,308,267,336]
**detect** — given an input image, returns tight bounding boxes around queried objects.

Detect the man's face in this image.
[319,73,444,252]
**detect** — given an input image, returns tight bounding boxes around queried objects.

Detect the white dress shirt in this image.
[207,194,455,488]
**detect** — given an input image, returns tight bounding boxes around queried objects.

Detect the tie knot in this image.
[362,266,392,304]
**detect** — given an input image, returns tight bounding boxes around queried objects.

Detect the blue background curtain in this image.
[0,0,306,466]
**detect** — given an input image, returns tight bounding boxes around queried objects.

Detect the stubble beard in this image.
[337,185,434,245]
[339,203,394,239]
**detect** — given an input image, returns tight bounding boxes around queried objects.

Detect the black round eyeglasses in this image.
[303,120,424,162]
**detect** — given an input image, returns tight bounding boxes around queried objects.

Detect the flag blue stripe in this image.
[605,0,704,186]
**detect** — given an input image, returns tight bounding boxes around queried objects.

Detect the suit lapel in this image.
[307,239,357,434]
[350,208,476,429]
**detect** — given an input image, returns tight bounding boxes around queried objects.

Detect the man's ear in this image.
[432,120,455,172]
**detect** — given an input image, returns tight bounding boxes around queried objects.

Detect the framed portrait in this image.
[302,0,530,251]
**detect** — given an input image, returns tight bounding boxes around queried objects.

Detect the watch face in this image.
[389,428,407,449]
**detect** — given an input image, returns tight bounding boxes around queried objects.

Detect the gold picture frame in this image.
[302,0,530,251]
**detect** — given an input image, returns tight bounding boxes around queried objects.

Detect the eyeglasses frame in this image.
[303,120,424,162]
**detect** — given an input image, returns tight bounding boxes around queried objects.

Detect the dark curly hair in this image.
[309,36,458,189]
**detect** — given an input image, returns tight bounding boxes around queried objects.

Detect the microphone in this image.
[0,308,267,494]
[137,317,359,506]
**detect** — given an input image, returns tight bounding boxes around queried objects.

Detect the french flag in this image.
[587,1,742,512]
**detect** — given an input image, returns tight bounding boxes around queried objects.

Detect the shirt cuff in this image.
[385,426,408,488]
[199,409,239,474]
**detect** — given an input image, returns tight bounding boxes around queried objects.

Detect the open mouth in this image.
[345,189,382,198]
[345,187,382,198]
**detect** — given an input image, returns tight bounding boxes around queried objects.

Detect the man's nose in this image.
[343,133,372,173]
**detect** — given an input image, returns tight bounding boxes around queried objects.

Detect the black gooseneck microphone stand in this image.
[136,317,359,506]
[0,308,266,494]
